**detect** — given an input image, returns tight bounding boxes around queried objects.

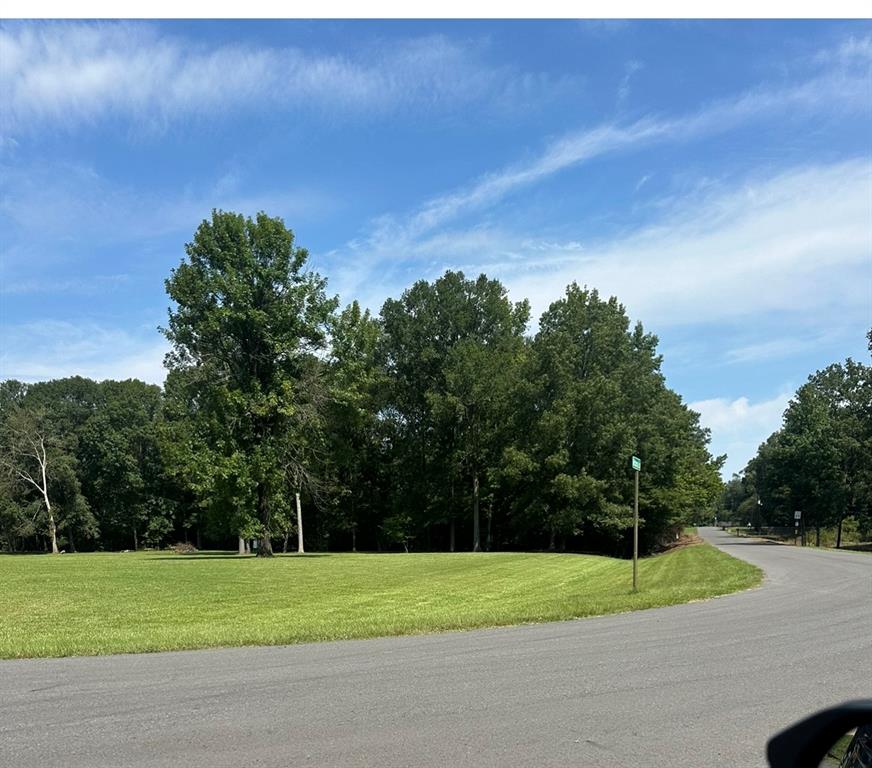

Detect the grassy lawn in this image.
[822,732,855,766]
[0,543,761,659]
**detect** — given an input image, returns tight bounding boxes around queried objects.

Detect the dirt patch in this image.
[169,542,199,554]
[656,533,703,553]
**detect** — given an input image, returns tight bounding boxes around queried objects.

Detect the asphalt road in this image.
[1,528,870,768]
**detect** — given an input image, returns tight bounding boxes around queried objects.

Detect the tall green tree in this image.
[505,284,721,552]
[162,210,337,556]
[78,380,172,550]
[326,301,387,551]
[380,271,529,551]
[749,343,872,546]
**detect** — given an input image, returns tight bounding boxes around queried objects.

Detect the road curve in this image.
[1,528,870,768]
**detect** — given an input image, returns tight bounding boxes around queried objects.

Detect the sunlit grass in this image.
[0,543,761,659]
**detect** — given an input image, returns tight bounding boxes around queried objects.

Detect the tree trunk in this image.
[836,516,843,549]
[132,527,138,552]
[815,524,820,548]
[351,525,357,553]
[548,527,556,552]
[449,518,455,552]
[472,471,481,552]
[43,492,58,555]
[257,484,274,557]
[295,491,304,554]
[486,502,493,552]
[196,527,201,550]
[283,527,290,553]
[48,507,58,555]
[238,535,246,556]
[68,527,76,553]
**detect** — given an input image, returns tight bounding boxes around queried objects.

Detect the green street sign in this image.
[631,456,641,471]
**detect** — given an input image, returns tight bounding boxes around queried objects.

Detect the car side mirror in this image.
[767,700,872,768]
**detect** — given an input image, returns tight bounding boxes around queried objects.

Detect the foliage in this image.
[380,271,530,551]
[1,212,731,556]
[723,341,872,545]
[0,400,94,553]
[162,210,337,556]
[502,285,722,553]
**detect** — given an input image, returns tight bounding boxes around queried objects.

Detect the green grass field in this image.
[0,543,761,659]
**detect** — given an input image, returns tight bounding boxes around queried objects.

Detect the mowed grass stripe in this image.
[0,544,761,659]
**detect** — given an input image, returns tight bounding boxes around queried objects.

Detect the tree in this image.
[281,356,332,554]
[163,210,337,556]
[0,406,78,554]
[748,344,872,546]
[505,284,722,553]
[78,380,172,550]
[380,271,529,551]
[160,368,255,553]
[326,301,387,551]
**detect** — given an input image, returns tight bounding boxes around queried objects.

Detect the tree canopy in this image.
[162,210,337,556]
[2,211,734,556]
[719,336,872,546]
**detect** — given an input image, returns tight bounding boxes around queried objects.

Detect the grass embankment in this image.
[0,542,761,659]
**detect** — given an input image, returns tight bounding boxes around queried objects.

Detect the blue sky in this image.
[1,20,870,476]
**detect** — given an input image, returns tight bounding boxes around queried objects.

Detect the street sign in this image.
[631,455,641,592]
[794,510,802,520]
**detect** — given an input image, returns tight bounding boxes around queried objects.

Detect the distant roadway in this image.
[1,528,870,767]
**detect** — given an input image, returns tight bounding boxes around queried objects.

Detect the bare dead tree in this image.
[284,448,328,555]
[1,416,59,554]
[282,362,332,555]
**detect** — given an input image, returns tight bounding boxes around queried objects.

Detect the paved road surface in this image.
[2,528,870,767]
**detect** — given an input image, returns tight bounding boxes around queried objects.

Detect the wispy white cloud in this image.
[721,330,856,365]
[814,34,872,65]
[617,59,643,106]
[352,41,870,250]
[0,320,168,384]
[0,22,577,136]
[0,161,329,251]
[500,160,872,327]
[689,391,792,477]
[0,274,129,296]
[690,392,790,434]
[634,173,653,193]
[329,159,872,331]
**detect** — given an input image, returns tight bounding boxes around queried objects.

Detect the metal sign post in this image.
[794,511,802,546]
[632,456,641,591]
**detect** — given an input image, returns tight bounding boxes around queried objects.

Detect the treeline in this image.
[1,211,723,556]
[0,378,177,551]
[721,333,872,546]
